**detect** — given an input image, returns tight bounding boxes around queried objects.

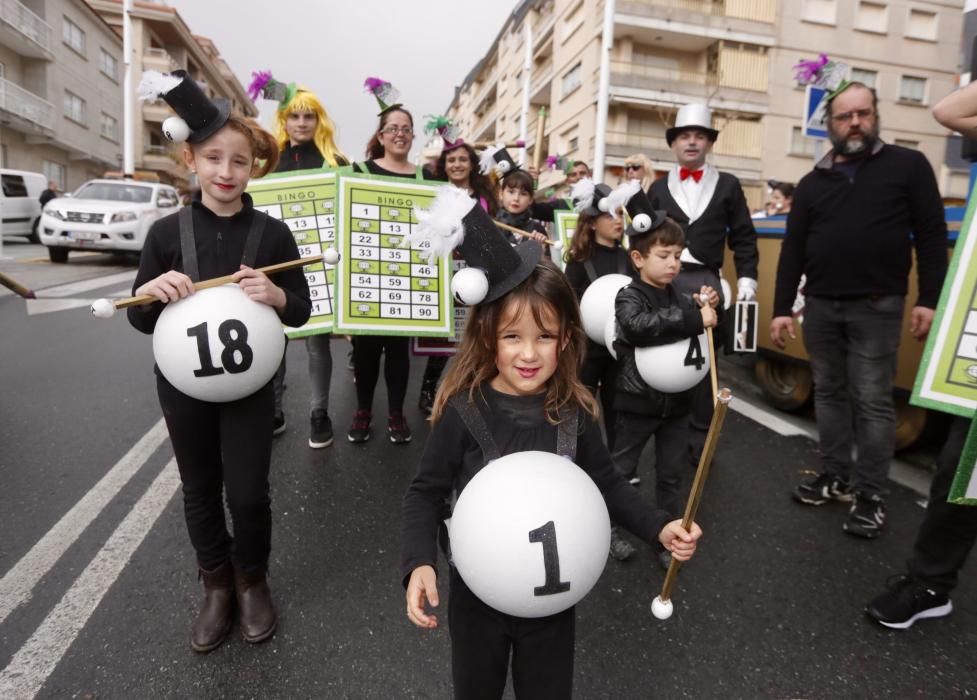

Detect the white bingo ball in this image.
[579,273,631,344]
[162,116,191,143]
[635,332,710,394]
[651,596,673,620]
[451,267,489,305]
[633,213,652,233]
[152,284,285,402]
[603,315,618,359]
[449,450,610,618]
[323,247,341,265]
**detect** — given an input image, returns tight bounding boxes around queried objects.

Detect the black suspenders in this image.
[583,250,629,284]
[178,205,268,282]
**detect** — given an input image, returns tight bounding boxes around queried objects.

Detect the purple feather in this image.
[363,77,389,96]
[545,154,559,169]
[792,54,829,85]
[247,70,272,102]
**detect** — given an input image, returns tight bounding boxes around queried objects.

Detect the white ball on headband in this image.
[451,267,489,305]
[633,213,652,233]
[162,116,191,143]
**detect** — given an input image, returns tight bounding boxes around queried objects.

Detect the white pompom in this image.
[162,116,190,143]
[633,213,652,233]
[90,298,116,319]
[322,247,340,265]
[451,267,489,305]
[598,198,609,212]
[651,596,673,620]
[497,160,512,174]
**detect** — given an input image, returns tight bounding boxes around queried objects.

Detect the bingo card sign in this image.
[552,211,578,270]
[248,171,337,338]
[335,176,452,337]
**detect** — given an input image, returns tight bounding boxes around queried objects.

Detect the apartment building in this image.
[0,0,125,190]
[88,0,256,187]
[446,0,967,209]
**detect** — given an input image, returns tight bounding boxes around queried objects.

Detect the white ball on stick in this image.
[651,596,673,620]
[322,247,341,265]
[90,298,116,319]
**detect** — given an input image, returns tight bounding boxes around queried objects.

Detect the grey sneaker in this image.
[792,472,853,505]
[609,528,636,562]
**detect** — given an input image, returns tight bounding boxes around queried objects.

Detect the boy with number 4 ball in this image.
[609,196,719,570]
[400,186,701,700]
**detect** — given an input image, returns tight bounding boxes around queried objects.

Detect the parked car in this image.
[39,179,180,263]
[1,169,46,243]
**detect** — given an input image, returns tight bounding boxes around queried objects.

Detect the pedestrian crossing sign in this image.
[803,85,829,139]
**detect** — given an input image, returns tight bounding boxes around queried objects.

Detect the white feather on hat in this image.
[405,185,477,261]
[571,177,596,213]
[479,144,505,176]
[137,70,183,102]
[603,179,641,219]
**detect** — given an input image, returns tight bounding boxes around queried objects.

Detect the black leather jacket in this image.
[612,280,704,417]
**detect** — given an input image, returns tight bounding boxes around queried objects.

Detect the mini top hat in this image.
[479,144,521,179]
[407,185,543,305]
[246,70,297,109]
[665,104,719,146]
[425,115,465,153]
[622,186,666,238]
[364,76,402,115]
[138,70,230,144]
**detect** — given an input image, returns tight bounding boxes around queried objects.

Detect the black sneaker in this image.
[844,492,885,538]
[347,410,371,443]
[309,409,334,449]
[388,413,412,444]
[609,528,636,562]
[792,472,853,505]
[273,412,286,438]
[418,385,436,416]
[866,575,953,629]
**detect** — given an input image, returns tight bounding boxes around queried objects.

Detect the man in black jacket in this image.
[770,82,948,539]
[648,103,759,463]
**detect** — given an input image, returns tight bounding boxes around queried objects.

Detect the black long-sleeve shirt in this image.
[400,384,669,584]
[276,141,349,172]
[128,193,311,335]
[564,243,632,300]
[773,143,948,317]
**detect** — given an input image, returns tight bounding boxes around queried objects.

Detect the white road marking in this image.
[729,395,817,439]
[25,298,96,316]
[0,459,180,700]
[40,271,137,298]
[0,420,168,626]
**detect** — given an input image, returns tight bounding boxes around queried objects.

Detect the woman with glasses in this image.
[623,154,655,192]
[348,82,437,444]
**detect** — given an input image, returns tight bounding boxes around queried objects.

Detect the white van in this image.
[1,169,47,242]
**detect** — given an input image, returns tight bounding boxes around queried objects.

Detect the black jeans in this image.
[352,335,410,414]
[612,411,689,520]
[908,416,977,593]
[449,568,574,700]
[581,342,618,450]
[157,375,273,574]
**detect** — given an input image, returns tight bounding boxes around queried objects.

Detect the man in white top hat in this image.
[648,103,759,462]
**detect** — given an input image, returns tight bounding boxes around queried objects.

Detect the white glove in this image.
[737,277,758,302]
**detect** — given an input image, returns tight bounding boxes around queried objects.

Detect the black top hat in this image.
[624,188,659,236]
[138,69,230,144]
[571,179,613,217]
[479,144,522,178]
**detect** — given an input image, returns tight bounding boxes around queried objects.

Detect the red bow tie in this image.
[679,167,704,183]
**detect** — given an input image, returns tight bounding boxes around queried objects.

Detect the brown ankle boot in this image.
[235,570,277,643]
[191,561,235,653]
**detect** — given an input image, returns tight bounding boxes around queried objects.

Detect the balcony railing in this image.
[611,61,717,89]
[0,76,54,130]
[0,0,54,57]
[611,53,768,93]
[621,0,776,23]
[143,47,179,73]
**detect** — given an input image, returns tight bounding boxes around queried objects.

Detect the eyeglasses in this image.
[830,108,875,124]
[624,164,643,171]
[380,126,413,137]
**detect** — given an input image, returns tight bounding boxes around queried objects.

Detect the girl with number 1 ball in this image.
[129,71,311,652]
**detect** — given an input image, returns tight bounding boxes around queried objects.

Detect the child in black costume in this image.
[610,212,718,569]
[400,199,702,698]
[129,71,311,652]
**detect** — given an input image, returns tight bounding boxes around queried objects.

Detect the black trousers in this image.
[580,342,618,450]
[422,354,449,389]
[612,411,689,520]
[449,568,574,700]
[157,375,273,574]
[908,416,977,593]
[352,335,410,414]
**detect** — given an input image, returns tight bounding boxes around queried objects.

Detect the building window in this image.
[899,75,927,104]
[567,135,579,152]
[561,0,584,43]
[64,91,87,124]
[894,138,919,150]
[850,68,878,89]
[62,17,86,55]
[99,48,118,81]
[855,2,887,33]
[906,8,937,41]
[561,62,582,99]
[100,112,119,141]
[801,0,837,25]
[789,127,817,157]
[43,160,66,191]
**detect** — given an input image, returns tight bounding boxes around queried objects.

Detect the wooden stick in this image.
[707,326,719,404]
[532,107,547,172]
[112,255,322,312]
[491,218,556,246]
[473,141,526,149]
[0,271,36,299]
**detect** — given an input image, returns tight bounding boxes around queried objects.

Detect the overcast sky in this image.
[165,0,518,161]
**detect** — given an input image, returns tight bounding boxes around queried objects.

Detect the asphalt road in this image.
[0,242,973,699]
